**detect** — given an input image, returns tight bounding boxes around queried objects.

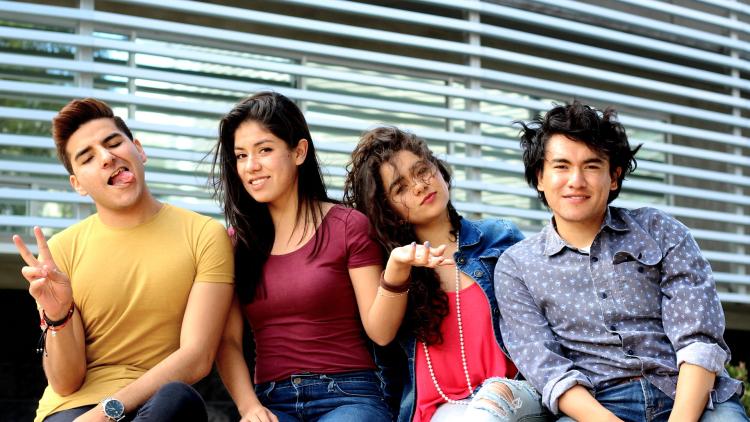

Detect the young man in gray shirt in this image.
[495,101,747,422]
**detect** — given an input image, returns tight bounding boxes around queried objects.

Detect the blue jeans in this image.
[43,382,207,422]
[255,370,392,422]
[555,378,749,422]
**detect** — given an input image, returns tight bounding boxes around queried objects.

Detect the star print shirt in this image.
[494,206,742,414]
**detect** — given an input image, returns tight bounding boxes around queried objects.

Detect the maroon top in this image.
[244,205,382,384]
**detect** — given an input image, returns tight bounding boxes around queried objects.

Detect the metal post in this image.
[728,6,746,295]
[464,3,482,219]
[75,0,94,89]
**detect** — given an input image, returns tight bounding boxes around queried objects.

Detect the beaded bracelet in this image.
[37,303,75,356]
[42,303,75,328]
[379,270,410,293]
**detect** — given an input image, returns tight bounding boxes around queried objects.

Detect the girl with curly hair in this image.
[344,126,547,422]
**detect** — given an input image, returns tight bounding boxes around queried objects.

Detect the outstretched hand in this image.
[390,241,455,269]
[12,226,72,320]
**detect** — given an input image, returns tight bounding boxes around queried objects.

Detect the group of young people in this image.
[12,92,748,422]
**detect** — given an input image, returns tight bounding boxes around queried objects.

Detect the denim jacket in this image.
[382,216,523,422]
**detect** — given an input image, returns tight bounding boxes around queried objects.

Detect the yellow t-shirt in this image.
[35,204,234,421]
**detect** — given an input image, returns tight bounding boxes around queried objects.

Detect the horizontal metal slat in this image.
[615,0,750,34]
[3,3,749,129]
[0,77,747,155]
[413,0,750,72]
[533,0,750,53]
[279,0,750,92]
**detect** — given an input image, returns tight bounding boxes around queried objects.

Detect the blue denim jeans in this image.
[43,381,207,422]
[255,370,392,422]
[555,378,749,422]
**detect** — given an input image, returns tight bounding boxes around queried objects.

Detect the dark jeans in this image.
[255,370,392,422]
[556,378,749,422]
[43,381,207,422]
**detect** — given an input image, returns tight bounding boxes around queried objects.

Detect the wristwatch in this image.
[100,397,125,421]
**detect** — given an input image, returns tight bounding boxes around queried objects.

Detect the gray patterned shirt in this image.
[495,206,741,414]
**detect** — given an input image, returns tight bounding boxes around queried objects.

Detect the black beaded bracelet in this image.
[43,303,75,327]
[37,303,75,356]
[379,271,410,293]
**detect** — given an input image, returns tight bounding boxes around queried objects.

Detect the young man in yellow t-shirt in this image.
[12,98,234,422]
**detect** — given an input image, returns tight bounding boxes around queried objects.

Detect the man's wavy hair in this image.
[517,100,641,207]
[343,126,459,346]
[52,98,133,174]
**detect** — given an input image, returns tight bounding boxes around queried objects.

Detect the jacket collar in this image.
[458,216,481,250]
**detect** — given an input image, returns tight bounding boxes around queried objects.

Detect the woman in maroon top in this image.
[210,92,449,422]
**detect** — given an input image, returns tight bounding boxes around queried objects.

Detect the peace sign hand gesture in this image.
[12,226,72,320]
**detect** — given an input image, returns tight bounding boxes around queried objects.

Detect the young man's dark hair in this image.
[52,98,133,174]
[516,101,640,207]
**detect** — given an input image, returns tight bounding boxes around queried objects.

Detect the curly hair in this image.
[517,100,641,207]
[343,126,460,345]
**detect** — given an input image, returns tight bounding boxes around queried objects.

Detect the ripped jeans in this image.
[431,377,548,422]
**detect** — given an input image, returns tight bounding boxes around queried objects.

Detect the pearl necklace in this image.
[421,232,473,405]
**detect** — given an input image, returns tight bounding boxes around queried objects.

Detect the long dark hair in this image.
[343,126,460,345]
[210,91,333,303]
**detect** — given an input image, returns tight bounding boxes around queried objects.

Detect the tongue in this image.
[111,170,135,186]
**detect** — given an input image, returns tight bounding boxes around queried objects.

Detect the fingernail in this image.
[411,241,416,246]
[424,241,431,248]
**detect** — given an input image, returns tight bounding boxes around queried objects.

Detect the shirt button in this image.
[591,256,599,263]
[493,308,500,316]
[600,292,608,299]
[457,257,466,264]
[293,377,302,384]
[637,266,644,273]
[609,324,617,331]
[627,349,635,355]
[473,270,484,278]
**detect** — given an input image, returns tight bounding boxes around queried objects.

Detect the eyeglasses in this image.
[387,161,438,201]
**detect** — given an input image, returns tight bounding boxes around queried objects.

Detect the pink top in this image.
[413,282,517,422]
[244,205,382,383]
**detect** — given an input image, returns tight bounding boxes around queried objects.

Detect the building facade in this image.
[0,0,749,323]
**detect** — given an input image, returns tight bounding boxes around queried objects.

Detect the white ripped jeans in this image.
[430,378,548,422]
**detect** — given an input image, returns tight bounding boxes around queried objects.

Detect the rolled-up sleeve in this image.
[495,252,591,413]
[676,342,727,374]
[544,370,595,414]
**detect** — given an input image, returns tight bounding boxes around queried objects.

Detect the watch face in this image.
[104,399,125,417]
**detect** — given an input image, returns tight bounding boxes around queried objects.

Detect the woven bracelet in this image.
[42,303,75,328]
[37,303,75,356]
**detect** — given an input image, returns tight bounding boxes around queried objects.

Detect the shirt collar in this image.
[602,206,630,233]
[543,207,629,256]
[543,223,568,256]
